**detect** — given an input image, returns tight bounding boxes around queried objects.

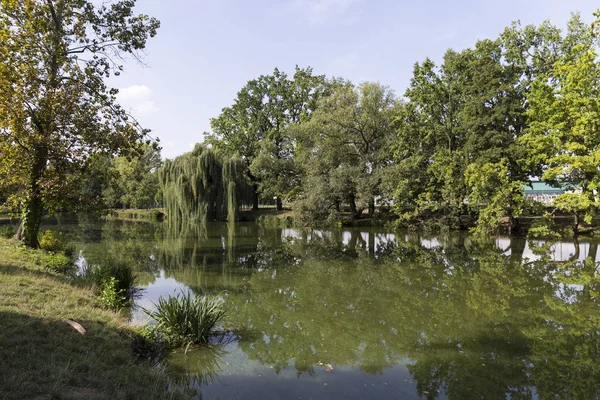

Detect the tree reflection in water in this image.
[61,219,600,399]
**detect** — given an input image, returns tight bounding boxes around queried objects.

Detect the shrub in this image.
[44,253,74,274]
[39,230,74,257]
[0,224,17,239]
[80,258,138,308]
[99,277,131,310]
[145,291,226,347]
[527,213,561,240]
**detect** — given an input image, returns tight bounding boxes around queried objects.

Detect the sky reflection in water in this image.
[49,219,600,400]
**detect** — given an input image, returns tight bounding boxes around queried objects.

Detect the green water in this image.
[48,218,600,399]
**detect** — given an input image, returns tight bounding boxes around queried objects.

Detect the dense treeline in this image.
[0,0,160,247]
[1,144,162,217]
[180,11,600,235]
[3,4,599,240]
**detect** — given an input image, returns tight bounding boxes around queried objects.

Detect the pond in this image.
[45,218,600,399]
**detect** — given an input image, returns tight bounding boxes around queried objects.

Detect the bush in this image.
[80,258,138,309]
[44,253,74,273]
[99,277,131,310]
[0,224,17,239]
[145,291,226,347]
[39,230,74,257]
[20,246,74,274]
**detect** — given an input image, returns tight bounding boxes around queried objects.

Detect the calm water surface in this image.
[45,218,600,399]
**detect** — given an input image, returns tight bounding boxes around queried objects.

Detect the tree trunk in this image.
[276,197,283,211]
[589,242,598,263]
[508,214,520,235]
[252,184,259,211]
[573,213,580,235]
[15,149,47,248]
[368,197,375,217]
[349,194,358,219]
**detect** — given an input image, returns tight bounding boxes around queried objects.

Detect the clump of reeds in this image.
[145,291,226,347]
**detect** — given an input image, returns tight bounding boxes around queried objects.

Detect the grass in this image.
[0,238,192,400]
[146,291,226,347]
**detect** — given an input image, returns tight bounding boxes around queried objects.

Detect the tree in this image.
[111,144,162,209]
[0,0,159,247]
[293,82,398,222]
[392,15,593,232]
[465,159,525,236]
[208,66,330,210]
[521,25,600,231]
[158,145,253,229]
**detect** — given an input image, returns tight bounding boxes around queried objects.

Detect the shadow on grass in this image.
[0,263,57,279]
[0,311,189,400]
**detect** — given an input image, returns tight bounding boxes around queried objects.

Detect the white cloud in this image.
[289,0,363,25]
[116,84,158,114]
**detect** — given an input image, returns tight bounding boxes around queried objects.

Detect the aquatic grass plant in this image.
[145,291,226,347]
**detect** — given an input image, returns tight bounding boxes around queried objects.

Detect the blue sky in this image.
[112,0,599,159]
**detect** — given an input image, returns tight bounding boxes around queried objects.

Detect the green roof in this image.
[523,181,576,194]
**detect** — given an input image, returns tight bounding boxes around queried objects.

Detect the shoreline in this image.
[0,238,190,400]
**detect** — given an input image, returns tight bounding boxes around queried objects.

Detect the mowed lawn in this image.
[0,238,188,400]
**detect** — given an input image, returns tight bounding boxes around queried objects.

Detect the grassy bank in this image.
[105,208,165,222]
[0,238,189,400]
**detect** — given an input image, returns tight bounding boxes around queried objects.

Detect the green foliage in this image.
[109,144,163,209]
[39,230,71,254]
[527,213,561,240]
[0,224,17,239]
[291,82,399,223]
[208,66,333,209]
[80,258,138,308]
[99,277,131,310]
[43,252,74,274]
[465,159,524,236]
[14,241,75,274]
[145,291,226,347]
[0,0,160,247]
[159,145,253,228]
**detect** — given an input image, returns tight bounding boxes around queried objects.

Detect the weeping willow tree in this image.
[159,145,253,229]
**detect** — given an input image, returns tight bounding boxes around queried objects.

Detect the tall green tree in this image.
[0,0,159,247]
[159,145,252,228]
[110,144,162,209]
[521,19,600,233]
[208,66,330,210]
[393,14,593,233]
[293,82,399,224]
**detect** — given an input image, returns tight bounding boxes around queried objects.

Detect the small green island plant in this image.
[144,290,226,348]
